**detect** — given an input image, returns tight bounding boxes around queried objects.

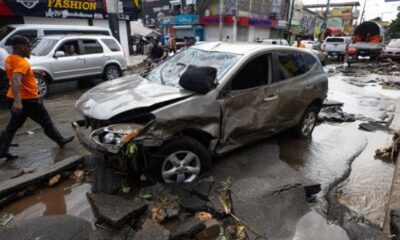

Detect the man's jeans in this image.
[0,98,64,155]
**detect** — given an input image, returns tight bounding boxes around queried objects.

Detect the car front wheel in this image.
[36,76,49,98]
[103,65,121,81]
[294,106,319,138]
[155,137,211,183]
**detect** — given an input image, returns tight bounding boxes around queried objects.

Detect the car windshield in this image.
[0,26,14,41]
[326,38,344,43]
[388,40,400,48]
[31,38,58,56]
[146,48,240,88]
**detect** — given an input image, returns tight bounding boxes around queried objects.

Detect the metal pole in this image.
[219,0,224,41]
[287,0,295,42]
[232,0,238,41]
[360,0,368,24]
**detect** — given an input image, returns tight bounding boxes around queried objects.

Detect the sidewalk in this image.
[126,54,147,71]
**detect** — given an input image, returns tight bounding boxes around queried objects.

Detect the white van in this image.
[0,24,112,53]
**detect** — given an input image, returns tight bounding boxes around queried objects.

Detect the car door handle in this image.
[305,85,314,90]
[76,57,85,62]
[264,95,278,101]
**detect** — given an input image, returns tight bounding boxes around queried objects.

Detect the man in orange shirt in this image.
[0,35,74,160]
[293,37,306,48]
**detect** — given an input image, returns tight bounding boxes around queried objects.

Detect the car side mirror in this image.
[179,65,218,94]
[54,51,65,58]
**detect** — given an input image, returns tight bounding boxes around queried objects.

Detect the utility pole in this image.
[360,0,368,24]
[219,0,224,41]
[232,0,238,41]
[320,0,331,40]
[287,0,295,42]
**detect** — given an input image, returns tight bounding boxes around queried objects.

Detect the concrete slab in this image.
[132,219,169,240]
[0,215,93,240]
[0,155,83,198]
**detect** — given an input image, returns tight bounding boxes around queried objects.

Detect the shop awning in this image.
[130,21,160,37]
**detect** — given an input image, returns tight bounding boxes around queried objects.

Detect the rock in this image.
[391,210,400,239]
[208,194,228,219]
[87,193,147,229]
[165,206,179,219]
[194,212,213,222]
[141,183,166,202]
[343,221,387,240]
[133,219,169,240]
[0,215,93,240]
[328,68,334,73]
[180,195,208,213]
[170,218,206,240]
[71,170,85,183]
[90,225,136,240]
[194,219,221,240]
[47,174,61,186]
[152,207,166,224]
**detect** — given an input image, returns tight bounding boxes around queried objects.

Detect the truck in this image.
[346,21,384,65]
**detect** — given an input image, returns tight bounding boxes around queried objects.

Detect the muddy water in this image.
[3,179,94,224]
[280,69,400,227]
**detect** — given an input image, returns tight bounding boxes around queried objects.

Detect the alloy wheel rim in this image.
[107,68,119,80]
[301,111,316,136]
[36,77,47,97]
[162,151,201,183]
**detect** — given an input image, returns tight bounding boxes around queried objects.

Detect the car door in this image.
[50,40,86,80]
[273,51,318,130]
[218,53,280,151]
[81,39,106,75]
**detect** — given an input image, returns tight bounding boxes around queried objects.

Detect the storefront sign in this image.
[249,18,275,27]
[275,20,288,29]
[117,0,140,21]
[199,15,235,25]
[0,0,105,18]
[161,14,199,26]
[142,0,171,27]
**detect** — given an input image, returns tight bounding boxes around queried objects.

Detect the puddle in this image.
[3,179,93,224]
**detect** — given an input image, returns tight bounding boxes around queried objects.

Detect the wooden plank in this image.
[0,155,83,198]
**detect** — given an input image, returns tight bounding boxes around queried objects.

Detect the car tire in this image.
[36,75,49,98]
[293,105,319,138]
[155,136,211,183]
[103,65,121,81]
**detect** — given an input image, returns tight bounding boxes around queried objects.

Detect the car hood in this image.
[75,74,195,120]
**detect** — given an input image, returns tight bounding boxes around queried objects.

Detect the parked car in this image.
[29,35,127,97]
[382,39,400,60]
[322,37,350,59]
[0,24,111,53]
[261,39,289,46]
[303,43,328,65]
[73,42,328,183]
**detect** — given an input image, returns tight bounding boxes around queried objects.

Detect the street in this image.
[0,59,399,239]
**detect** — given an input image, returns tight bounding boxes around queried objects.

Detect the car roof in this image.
[191,41,309,55]
[7,24,109,31]
[38,35,115,40]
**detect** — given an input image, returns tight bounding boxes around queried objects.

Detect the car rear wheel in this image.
[36,76,49,98]
[103,65,121,81]
[155,137,211,183]
[294,105,319,138]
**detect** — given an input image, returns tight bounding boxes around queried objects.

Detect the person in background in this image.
[185,36,196,48]
[0,35,74,160]
[293,37,306,48]
[149,39,165,61]
[225,35,230,42]
[170,35,176,54]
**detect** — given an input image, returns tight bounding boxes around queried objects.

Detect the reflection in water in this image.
[4,179,93,223]
[292,211,349,240]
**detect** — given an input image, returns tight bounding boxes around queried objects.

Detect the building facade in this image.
[0,0,139,55]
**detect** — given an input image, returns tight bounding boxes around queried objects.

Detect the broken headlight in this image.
[93,123,143,146]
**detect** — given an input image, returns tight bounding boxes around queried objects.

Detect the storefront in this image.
[161,14,204,41]
[0,0,139,55]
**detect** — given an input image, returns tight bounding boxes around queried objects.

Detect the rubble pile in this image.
[87,179,250,240]
[318,106,356,123]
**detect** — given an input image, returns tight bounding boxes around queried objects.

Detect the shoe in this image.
[0,152,19,160]
[57,136,74,148]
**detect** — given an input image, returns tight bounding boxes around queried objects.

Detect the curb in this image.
[127,61,146,71]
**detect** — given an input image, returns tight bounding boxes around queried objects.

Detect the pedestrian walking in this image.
[0,35,74,160]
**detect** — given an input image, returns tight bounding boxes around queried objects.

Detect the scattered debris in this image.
[47,174,61,187]
[359,122,394,133]
[71,170,85,183]
[319,106,356,122]
[133,219,170,240]
[0,211,13,226]
[375,129,400,161]
[194,211,213,222]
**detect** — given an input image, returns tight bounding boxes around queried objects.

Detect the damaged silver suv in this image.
[73,42,328,183]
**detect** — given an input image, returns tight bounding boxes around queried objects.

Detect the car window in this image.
[275,52,309,82]
[31,38,58,56]
[326,38,344,43]
[101,38,121,52]
[56,40,80,57]
[231,54,270,91]
[0,26,15,42]
[5,30,37,45]
[302,53,317,71]
[83,39,103,54]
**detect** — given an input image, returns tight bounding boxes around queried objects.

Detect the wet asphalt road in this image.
[1,62,400,239]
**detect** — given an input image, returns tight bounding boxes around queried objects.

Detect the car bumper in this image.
[382,54,400,60]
